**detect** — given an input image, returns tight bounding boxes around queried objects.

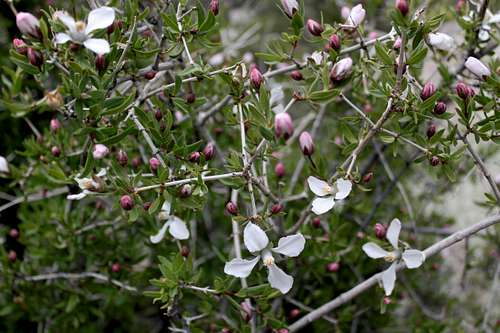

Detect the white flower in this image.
[307,176,352,215]
[464,57,491,79]
[427,32,454,51]
[345,4,366,28]
[224,222,305,294]
[150,201,190,242]
[308,51,325,65]
[0,156,9,173]
[54,7,115,54]
[92,144,109,159]
[67,168,106,200]
[362,219,425,296]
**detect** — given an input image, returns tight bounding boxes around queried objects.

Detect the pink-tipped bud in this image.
[181,245,190,257]
[132,157,141,169]
[189,151,201,163]
[27,48,43,68]
[393,36,402,50]
[95,54,107,72]
[92,144,109,159]
[186,92,196,104]
[289,308,301,319]
[312,217,321,228]
[179,184,192,198]
[363,172,373,183]
[433,101,447,115]
[326,261,340,272]
[143,202,151,211]
[374,223,386,239]
[455,0,466,13]
[9,229,19,239]
[427,123,436,139]
[120,195,134,210]
[144,70,157,80]
[395,0,409,16]
[270,203,284,215]
[329,34,341,51]
[250,64,264,89]
[8,250,17,262]
[202,142,215,160]
[274,112,294,140]
[149,157,160,173]
[226,201,238,215]
[50,118,61,132]
[51,146,61,157]
[154,109,163,121]
[13,38,27,54]
[209,0,219,16]
[275,162,285,178]
[117,150,128,166]
[330,57,353,82]
[464,56,491,79]
[420,82,436,101]
[306,19,324,36]
[290,70,303,81]
[111,262,121,272]
[278,329,290,333]
[383,296,391,305]
[299,131,314,156]
[16,12,41,39]
[456,82,475,99]
[430,156,440,166]
[281,0,299,18]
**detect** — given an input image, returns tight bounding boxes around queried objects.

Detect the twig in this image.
[177,2,194,65]
[481,262,500,331]
[0,187,69,213]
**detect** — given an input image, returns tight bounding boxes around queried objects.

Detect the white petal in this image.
[335,178,352,200]
[55,33,72,44]
[224,256,259,278]
[0,156,9,173]
[272,234,305,257]
[311,196,335,215]
[66,192,87,200]
[381,262,397,296]
[56,12,76,31]
[168,217,190,240]
[402,249,425,269]
[150,221,171,244]
[161,200,172,215]
[85,7,115,34]
[362,242,390,259]
[96,168,107,177]
[83,38,110,54]
[386,218,401,249]
[243,223,269,253]
[268,263,294,294]
[307,176,330,196]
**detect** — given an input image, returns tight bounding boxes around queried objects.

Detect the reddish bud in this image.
[149,157,160,173]
[143,202,152,211]
[181,245,190,257]
[92,144,109,159]
[383,296,391,305]
[111,262,121,272]
[95,54,107,72]
[9,229,19,239]
[456,81,475,99]
[356,231,365,239]
[250,64,264,89]
[420,82,436,101]
[299,131,314,156]
[226,201,238,215]
[275,162,286,178]
[144,70,157,80]
[120,195,134,210]
[278,329,290,333]
[50,118,61,132]
[290,70,303,81]
[430,156,440,166]
[326,261,340,272]
[275,112,294,140]
[154,109,163,121]
[209,0,219,16]
[281,0,299,18]
[8,250,17,262]
[433,101,447,115]
[364,104,374,113]
[179,184,192,198]
[186,92,196,104]
[13,38,27,54]
[395,0,409,16]
[189,151,201,163]
[117,150,128,166]
[362,172,373,183]
[330,57,353,82]
[16,12,41,39]
[306,19,324,36]
[329,34,341,51]
[51,146,61,157]
[455,0,466,13]
[202,142,215,160]
[393,36,402,50]
[427,123,436,139]
[312,217,321,228]
[289,308,301,319]
[27,48,43,68]
[132,157,141,169]
[374,223,386,239]
[270,203,284,215]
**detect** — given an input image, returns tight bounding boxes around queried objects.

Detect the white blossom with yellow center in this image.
[307,176,352,215]
[150,200,190,242]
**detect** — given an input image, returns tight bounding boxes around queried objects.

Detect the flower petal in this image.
[311,196,335,215]
[243,222,269,253]
[55,33,72,44]
[224,256,259,278]
[362,242,390,259]
[0,156,9,173]
[83,38,110,54]
[85,7,115,34]
[67,192,87,200]
[161,200,171,215]
[168,217,190,240]
[56,11,76,31]
[307,176,330,196]
[272,234,305,257]
[150,221,171,244]
[381,262,397,296]
[402,249,425,269]
[267,263,293,294]
[386,218,401,249]
[335,178,352,200]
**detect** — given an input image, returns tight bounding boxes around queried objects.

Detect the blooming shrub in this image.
[0,0,499,332]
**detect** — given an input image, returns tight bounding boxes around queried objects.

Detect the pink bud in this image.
[144,70,157,80]
[374,223,386,239]
[51,146,61,157]
[111,262,121,272]
[427,123,436,139]
[326,262,340,272]
[186,92,196,104]
[209,0,219,16]
[132,157,141,169]
[117,150,128,166]
[95,54,106,72]
[329,34,341,51]
[9,229,19,239]
[120,195,134,210]
[250,64,264,89]
[455,0,466,13]
[330,57,353,82]
[181,245,190,257]
[149,157,160,172]
[312,217,321,228]
[420,82,436,101]
[345,4,366,27]
[92,144,109,159]
[433,101,447,115]
[27,48,43,68]
[464,56,491,79]
[189,151,201,163]
[281,0,298,18]
[299,131,314,156]
[393,36,402,50]
[226,201,238,215]
[12,38,27,54]
[278,329,290,333]
[8,250,17,262]
[306,19,324,36]
[274,112,294,140]
[383,296,391,305]
[289,308,301,319]
[270,203,284,215]
[456,82,475,99]
[363,172,373,183]
[203,142,216,160]
[16,12,41,39]
[430,156,440,166]
[50,118,61,132]
[290,70,303,81]
[274,162,285,178]
[179,184,192,197]
[395,0,409,16]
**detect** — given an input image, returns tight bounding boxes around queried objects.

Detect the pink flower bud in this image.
[95,54,107,72]
[278,329,290,333]
[16,12,41,39]
[154,109,163,121]
[363,172,373,183]
[465,56,491,79]
[281,0,298,18]
[429,156,440,166]
[203,142,216,160]
[111,262,121,272]
[189,151,201,163]
[8,250,17,262]
[374,223,386,239]
[290,70,303,81]
[288,308,301,319]
[120,195,134,210]
[456,82,475,99]
[226,201,238,215]
[299,131,314,156]
[455,0,466,13]
[326,261,340,272]
[181,245,190,257]
[393,36,402,50]
[51,146,61,157]
[149,157,160,172]
[420,82,436,101]
[209,0,219,16]
[50,118,61,132]
[329,34,341,51]
[433,101,447,115]
[186,92,196,104]
[383,296,391,305]
[143,202,151,211]
[270,203,284,215]
[27,48,43,68]
[312,217,321,228]
[144,70,157,80]
[345,4,366,27]
[274,112,294,140]
[117,150,128,166]
[132,157,141,169]
[427,123,436,139]
[179,184,192,197]
[306,19,324,36]
[330,57,353,82]
[9,229,19,239]
[395,0,409,16]
[13,38,27,54]
[93,144,109,159]
[250,64,264,89]
[275,162,285,178]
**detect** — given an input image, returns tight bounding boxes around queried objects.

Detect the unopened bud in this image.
[433,101,447,115]
[395,0,409,16]
[111,262,121,272]
[312,217,321,228]
[278,329,290,333]
[275,162,285,178]
[27,48,43,68]
[186,92,196,104]
[429,156,440,166]
[464,56,491,79]
[374,223,386,239]
[149,157,160,173]
[329,34,341,51]
[93,144,109,159]
[143,202,152,211]
[189,151,201,163]
[456,81,475,99]
[393,36,402,50]
[226,201,238,215]
[117,150,128,166]
[144,70,157,80]
[132,157,141,169]
[95,54,107,72]
[289,308,301,319]
[9,229,19,239]
[427,123,436,139]
[290,70,303,81]
[8,250,17,262]
[209,0,219,16]
[179,184,192,197]
[154,109,163,121]
[202,142,215,160]
[50,118,61,132]
[420,82,436,101]
[330,57,353,82]
[306,19,324,36]
[299,131,314,156]
[51,146,61,157]
[120,195,134,210]
[45,89,63,110]
[13,38,28,54]
[281,0,298,18]
[275,112,294,140]
[181,245,190,257]
[250,64,264,89]
[270,203,284,215]
[326,261,340,272]
[16,12,41,39]
[363,172,373,183]
[383,296,391,305]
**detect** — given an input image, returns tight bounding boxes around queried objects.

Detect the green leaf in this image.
[407,43,428,65]
[374,41,393,66]
[308,89,340,103]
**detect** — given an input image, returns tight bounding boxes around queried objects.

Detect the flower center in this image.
[81,179,95,190]
[262,250,274,267]
[75,21,86,32]
[384,251,399,263]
